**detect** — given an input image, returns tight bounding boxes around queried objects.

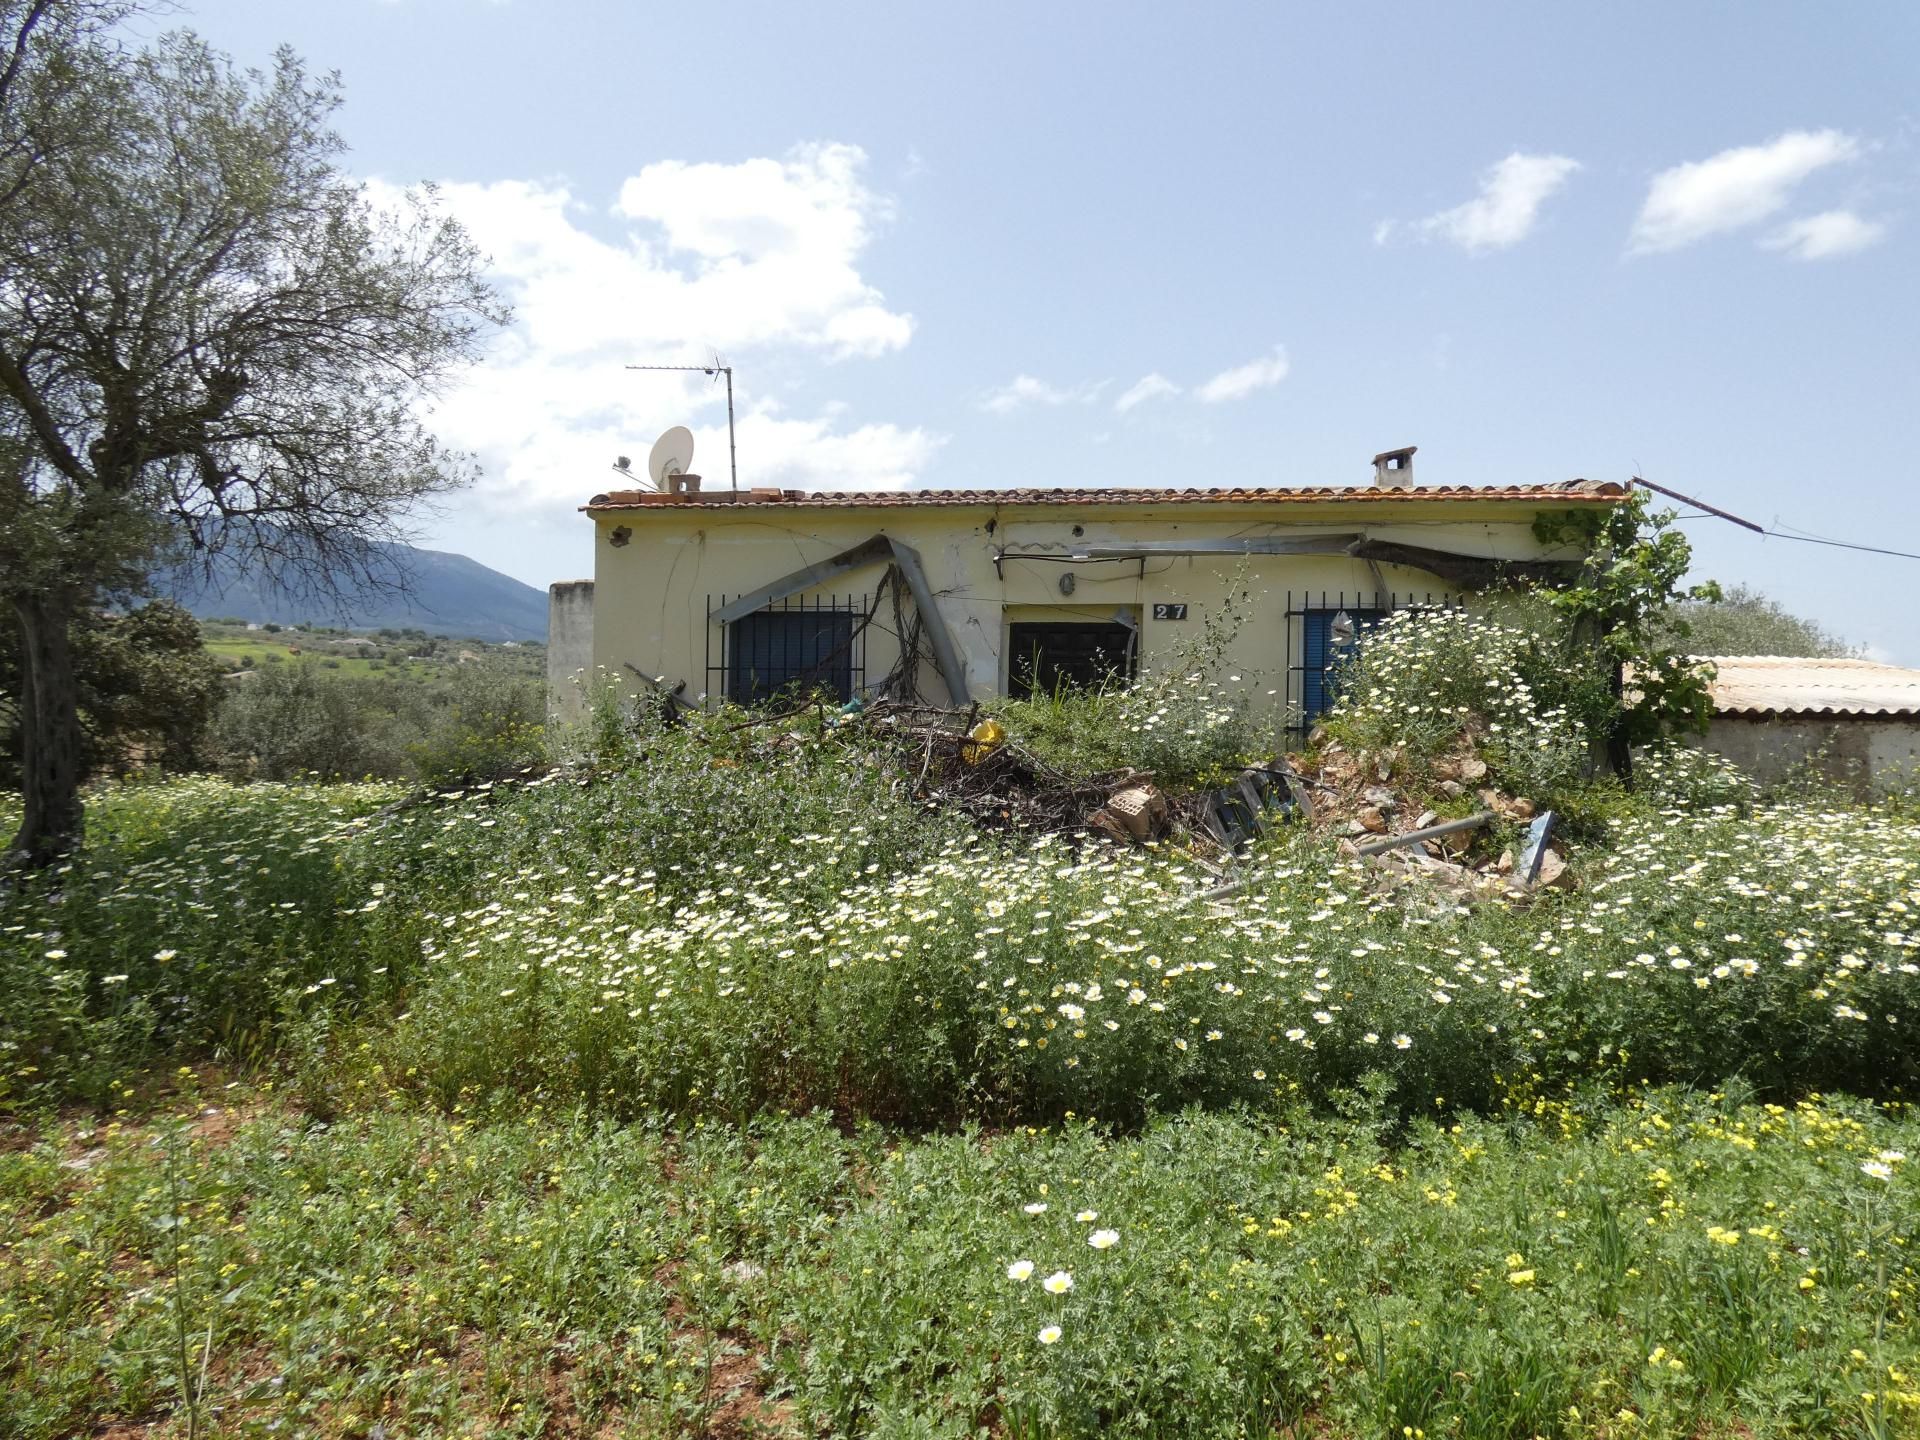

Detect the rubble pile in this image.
[740,699,1577,907]
[1290,735,1575,904]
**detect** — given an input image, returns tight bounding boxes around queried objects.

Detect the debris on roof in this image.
[1699,656,1920,719]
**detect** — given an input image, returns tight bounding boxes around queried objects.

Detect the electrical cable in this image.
[1638,479,1920,563]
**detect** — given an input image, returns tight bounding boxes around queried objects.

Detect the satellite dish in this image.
[647,426,695,490]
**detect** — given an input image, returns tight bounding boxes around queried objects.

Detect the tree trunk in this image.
[9,589,85,865]
[1607,656,1634,786]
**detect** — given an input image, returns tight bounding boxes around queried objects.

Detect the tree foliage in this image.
[1669,582,1857,659]
[0,3,506,860]
[1532,490,1721,772]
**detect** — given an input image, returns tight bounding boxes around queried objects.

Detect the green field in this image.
[199,620,541,681]
[1,743,1915,1437]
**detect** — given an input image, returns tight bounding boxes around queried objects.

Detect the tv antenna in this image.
[625,357,738,492]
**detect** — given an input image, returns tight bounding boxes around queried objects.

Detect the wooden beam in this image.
[1353,812,1493,856]
[622,663,697,711]
[1348,540,1576,591]
[706,531,968,706]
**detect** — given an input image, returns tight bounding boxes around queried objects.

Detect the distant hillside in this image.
[162,539,548,643]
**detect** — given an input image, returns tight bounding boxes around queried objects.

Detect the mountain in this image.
[162,539,549,643]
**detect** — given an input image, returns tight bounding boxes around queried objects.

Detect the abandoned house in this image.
[547,447,1627,735]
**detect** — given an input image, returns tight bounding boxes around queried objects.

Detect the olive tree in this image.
[0,3,506,862]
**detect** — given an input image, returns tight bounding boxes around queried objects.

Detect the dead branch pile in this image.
[863,701,1165,835]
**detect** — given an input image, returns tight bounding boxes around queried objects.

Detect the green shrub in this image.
[0,778,403,1105]
[1635,744,1757,812]
[405,660,546,786]
[213,663,424,778]
[213,659,544,785]
[1670,581,1858,658]
[1322,597,1615,809]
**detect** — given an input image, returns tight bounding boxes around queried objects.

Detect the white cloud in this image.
[1629,130,1858,254]
[726,410,943,490]
[979,374,1106,414]
[1411,152,1580,253]
[373,143,937,507]
[1760,209,1888,260]
[1194,347,1289,404]
[1114,372,1181,412]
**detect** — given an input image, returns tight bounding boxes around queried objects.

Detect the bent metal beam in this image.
[707,533,970,706]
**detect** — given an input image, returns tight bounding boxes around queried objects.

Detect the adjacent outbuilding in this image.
[1695,655,1920,797]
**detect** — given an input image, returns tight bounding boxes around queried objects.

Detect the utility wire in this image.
[1633,476,1920,563]
[1754,529,1920,563]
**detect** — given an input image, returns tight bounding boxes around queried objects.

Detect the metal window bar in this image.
[1280,590,1460,745]
[705,592,868,705]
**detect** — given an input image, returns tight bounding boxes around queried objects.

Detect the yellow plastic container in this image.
[962,717,1006,765]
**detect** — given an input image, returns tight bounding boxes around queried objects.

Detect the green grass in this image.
[1,1085,1914,1439]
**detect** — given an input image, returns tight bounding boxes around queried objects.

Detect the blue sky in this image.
[181,1,1920,660]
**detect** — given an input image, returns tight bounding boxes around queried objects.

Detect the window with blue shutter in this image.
[1299,607,1385,726]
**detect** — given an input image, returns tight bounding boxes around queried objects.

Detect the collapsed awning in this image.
[708,534,970,706]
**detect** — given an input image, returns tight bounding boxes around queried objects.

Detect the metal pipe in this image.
[1352,811,1493,857]
[722,365,737,493]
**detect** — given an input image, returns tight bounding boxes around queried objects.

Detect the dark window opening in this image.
[728,610,857,704]
[1007,620,1137,699]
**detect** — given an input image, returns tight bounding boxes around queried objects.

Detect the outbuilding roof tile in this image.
[1701,656,1920,719]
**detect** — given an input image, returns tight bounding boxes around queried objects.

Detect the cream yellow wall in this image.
[582,499,1600,712]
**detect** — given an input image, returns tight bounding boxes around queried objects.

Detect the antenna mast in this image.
[625,360,739,493]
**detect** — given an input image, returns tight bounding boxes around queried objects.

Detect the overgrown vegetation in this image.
[4,1087,1913,1439]
[991,581,1282,789]
[213,653,546,786]
[4,517,1917,1434]
[1530,490,1721,771]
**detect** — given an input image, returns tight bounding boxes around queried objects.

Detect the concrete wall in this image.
[583,497,1602,718]
[1699,715,1920,798]
[546,579,596,727]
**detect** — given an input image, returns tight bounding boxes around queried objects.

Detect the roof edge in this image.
[581,480,1630,513]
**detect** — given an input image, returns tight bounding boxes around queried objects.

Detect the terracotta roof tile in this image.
[1699,656,1920,719]
[583,480,1628,512]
